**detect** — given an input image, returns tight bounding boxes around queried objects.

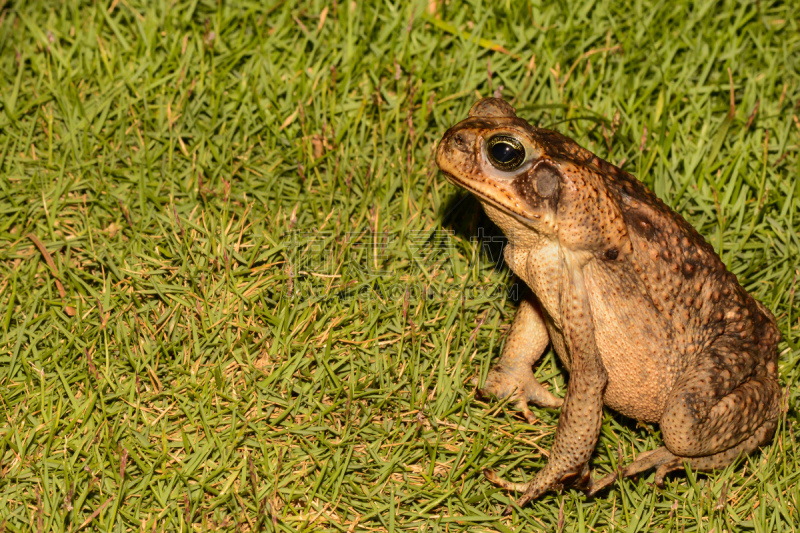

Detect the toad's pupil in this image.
[491,142,519,163]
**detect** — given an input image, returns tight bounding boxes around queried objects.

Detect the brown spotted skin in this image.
[436,98,781,508]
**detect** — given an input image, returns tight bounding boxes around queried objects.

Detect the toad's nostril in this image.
[453,133,469,153]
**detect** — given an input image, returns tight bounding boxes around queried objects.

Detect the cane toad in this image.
[435,98,781,511]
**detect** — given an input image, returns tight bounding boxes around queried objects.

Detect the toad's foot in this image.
[485,463,593,515]
[585,447,674,496]
[475,365,563,423]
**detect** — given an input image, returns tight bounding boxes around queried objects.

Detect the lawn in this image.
[0,0,798,531]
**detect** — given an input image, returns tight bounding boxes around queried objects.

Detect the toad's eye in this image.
[486,135,525,171]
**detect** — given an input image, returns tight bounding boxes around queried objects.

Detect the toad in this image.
[435,98,781,511]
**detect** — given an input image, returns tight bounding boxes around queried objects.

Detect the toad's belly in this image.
[597,344,674,424]
[545,320,670,423]
[588,276,678,423]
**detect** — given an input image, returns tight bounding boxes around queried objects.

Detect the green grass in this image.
[0,0,798,531]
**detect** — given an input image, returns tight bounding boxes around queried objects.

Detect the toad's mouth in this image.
[440,169,540,226]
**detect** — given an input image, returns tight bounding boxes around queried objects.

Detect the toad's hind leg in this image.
[587,418,778,496]
[652,417,778,484]
[660,364,780,460]
[588,348,780,496]
[478,292,562,423]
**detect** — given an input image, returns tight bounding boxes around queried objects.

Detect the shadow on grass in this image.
[438,190,523,304]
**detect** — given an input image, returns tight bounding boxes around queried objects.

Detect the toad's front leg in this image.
[487,265,607,513]
[478,291,563,423]
[504,355,606,512]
